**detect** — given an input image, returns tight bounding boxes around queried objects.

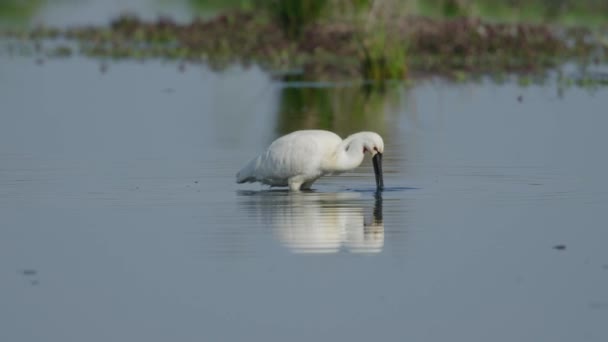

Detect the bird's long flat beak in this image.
[372,153,384,191]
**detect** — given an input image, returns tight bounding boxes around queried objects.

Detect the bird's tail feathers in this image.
[236,157,259,184]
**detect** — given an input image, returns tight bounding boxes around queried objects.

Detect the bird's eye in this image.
[373,147,378,152]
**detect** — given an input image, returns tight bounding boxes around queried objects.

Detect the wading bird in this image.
[236,130,384,191]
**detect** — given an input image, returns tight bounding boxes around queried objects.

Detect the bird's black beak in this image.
[372,153,384,191]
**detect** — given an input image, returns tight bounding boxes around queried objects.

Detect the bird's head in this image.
[360,132,384,156]
[350,132,385,191]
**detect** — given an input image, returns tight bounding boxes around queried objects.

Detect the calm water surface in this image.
[1,54,608,341]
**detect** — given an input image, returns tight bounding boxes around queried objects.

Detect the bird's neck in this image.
[327,137,365,172]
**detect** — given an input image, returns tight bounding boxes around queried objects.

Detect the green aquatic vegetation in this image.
[452,70,467,82]
[358,30,408,82]
[190,0,253,12]
[517,74,531,87]
[490,71,507,84]
[0,0,42,25]
[189,0,608,27]
[420,0,608,27]
[438,0,474,18]
[255,0,328,39]
[48,45,72,57]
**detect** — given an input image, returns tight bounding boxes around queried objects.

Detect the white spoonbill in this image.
[236,130,384,191]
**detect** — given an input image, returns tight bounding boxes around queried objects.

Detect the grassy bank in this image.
[1,0,606,82]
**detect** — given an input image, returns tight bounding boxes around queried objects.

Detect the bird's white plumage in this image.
[236,130,384,191]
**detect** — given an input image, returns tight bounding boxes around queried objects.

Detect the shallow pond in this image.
[1,55,607,342]
[2,1,608,338]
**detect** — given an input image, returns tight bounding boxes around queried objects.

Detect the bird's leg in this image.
[288,176,304,191]
[300,183,313,190]
[301,179,317,190]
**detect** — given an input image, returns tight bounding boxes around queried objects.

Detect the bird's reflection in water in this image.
[238,190,383,254]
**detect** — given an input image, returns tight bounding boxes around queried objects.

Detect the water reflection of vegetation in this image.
[275,79,399,136]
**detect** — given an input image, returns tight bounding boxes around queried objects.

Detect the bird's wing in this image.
[236,130,342,185]
[258,132,334,181]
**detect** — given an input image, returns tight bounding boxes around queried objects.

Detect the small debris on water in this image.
[21,269,37,276]
[589,301,608,310]
[553,244,566,251]
[20,269,40,285]
[517,95,523,102]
